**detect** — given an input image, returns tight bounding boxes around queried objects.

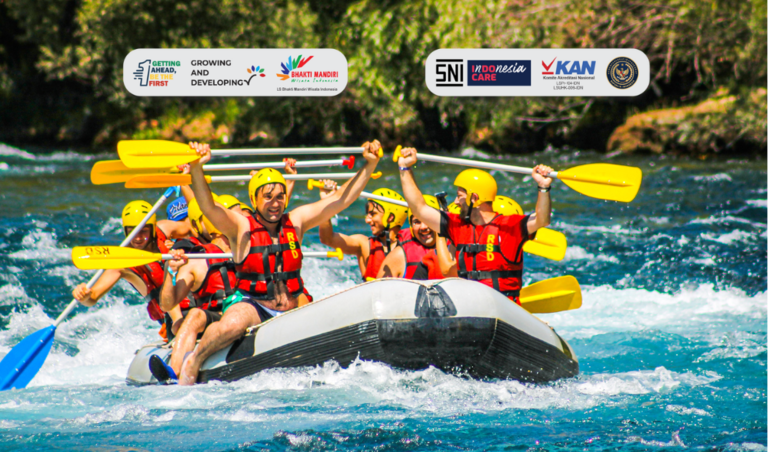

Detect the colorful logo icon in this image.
[542,58,556,75]
[606,57,638,89]
[277,55,314,81]
[246,65,265,85]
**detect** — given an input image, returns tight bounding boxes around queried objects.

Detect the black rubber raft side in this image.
[198,284,579,384]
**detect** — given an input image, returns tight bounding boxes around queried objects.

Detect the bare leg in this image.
[169,308,208,375]
[178,302,261,385]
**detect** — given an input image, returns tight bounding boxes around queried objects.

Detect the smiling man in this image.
[376,195,444,280]
[179,139,383,385]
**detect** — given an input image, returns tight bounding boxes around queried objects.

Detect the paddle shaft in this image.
[413,152,557,178]
[210,147,362,156]
[211,173,360,182]
[54,189,173,326]
[203,158,352,171]
[159,251,336,260]
[361,191,409,208]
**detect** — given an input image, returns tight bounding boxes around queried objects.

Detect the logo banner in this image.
[427,49,649,97]
[123,49,348,97]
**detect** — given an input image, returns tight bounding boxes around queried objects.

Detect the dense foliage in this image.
[0,0,764,155]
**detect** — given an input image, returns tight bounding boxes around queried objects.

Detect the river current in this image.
[0,143,765,451]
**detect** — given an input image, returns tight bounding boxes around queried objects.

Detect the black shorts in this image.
[235,295,288,322]
[201,309,222,327]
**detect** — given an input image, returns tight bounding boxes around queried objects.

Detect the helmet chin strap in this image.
[462,200,474,223]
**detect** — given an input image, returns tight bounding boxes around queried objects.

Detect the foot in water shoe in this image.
[149,355,178,385]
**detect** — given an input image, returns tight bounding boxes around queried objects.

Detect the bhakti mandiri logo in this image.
[277,55,339,83]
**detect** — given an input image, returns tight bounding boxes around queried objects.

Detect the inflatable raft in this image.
[126,278,579,385]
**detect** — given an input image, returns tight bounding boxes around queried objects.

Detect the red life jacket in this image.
[399,229,436,280]
[191,243,236,311]
[362,230,406,281]
[444,212,528,301]
[156,226,170,253]
[235,215,310,301]
[129,261,166,321]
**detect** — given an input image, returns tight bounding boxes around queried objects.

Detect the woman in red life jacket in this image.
[318,185,409,282]
[72,201,183,338]
[156,195,237,381]
[395,147,554,304]
[178,139,383,385]
[377,195,445,280]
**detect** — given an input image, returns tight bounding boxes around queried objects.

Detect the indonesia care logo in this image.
[277,55,339,83]
[467,60,531,86]
[606,57,638,89]
[134,59,179,87]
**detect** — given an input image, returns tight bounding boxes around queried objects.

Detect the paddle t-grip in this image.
[306,179,326,190]
[327,248,344,261]
[391,145,403,163]
[343,156,355,169]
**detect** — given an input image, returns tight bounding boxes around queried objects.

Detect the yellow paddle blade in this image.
[118,140,198,168]
[523,228,567,261]
[520,275,582,314]
[72,246,162,270]
[125,174,212,189]
[90,160,177,185]
[556,163,642,203]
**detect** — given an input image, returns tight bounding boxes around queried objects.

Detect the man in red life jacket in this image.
[152,196,237,383]
[396,147,554,304]
[377,195,445,280]
[177,140,383,385]
[319,187,409,282]
[72,201,183,337]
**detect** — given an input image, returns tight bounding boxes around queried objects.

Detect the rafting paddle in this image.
[0,187,178,391]
[124,172,382,189]
[392,149,642,203]
[519,275,582,314]
[91,157,355,185]
[71,246,345,270]
[118,140,383,168]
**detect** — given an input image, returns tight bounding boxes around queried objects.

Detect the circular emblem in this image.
[606,57,638,89]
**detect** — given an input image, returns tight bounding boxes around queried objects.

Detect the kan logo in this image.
[542,58,596,75]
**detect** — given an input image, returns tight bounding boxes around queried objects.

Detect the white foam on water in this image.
[99,217,123,236]
[723,443,768,452]
[8,229,71,262]
[692,173,733,182]
[690,215,765,228]
[701,230,756,245]
[542,284,767,339]
[554,221,646,236]
[0,143,35,160]
[746,199,767,208]
[0,162,9,171]
[561,245,619,263]
[665,404,711,416]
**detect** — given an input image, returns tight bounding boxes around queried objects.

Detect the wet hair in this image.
[365,200,385,215]
[257,183,285,199]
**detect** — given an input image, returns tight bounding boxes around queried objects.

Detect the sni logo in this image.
[436,59,464,87]
[542,58,596,75]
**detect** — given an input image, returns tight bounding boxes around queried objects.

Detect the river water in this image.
[0,143,765,451]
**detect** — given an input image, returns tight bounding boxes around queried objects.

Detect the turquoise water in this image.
[0,144,765,451]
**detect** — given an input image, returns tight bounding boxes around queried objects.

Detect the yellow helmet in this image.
[492,195,523,216]
[370,188,408,228]
[201,215,222,236]
[122,200,156,236]
[448,203,461,215]
[249,168,287,207]
[454,169,497,208]
[217,194,243,210]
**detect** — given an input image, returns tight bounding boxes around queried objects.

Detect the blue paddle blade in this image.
[0,325,56,390]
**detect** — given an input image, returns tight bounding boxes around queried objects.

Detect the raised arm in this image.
[71,269,124,307]
[283,158,297,202]
[396,147,442,232]
[527,164,553,235]
[291,140,382,232]
[376,246,405,278]
[435,237,458,277]
[188,142,249,244]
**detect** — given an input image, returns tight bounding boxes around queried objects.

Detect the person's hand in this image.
[164,239,174,250]
[532,164,554,188]
[72,283,92,302]
[177,163,191,175]
[168,249,189,272]
[189,142,211,166]
[398,147,418,169]
[284,158,297,175]
[361,139,382,165]
[318,179,338,199]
